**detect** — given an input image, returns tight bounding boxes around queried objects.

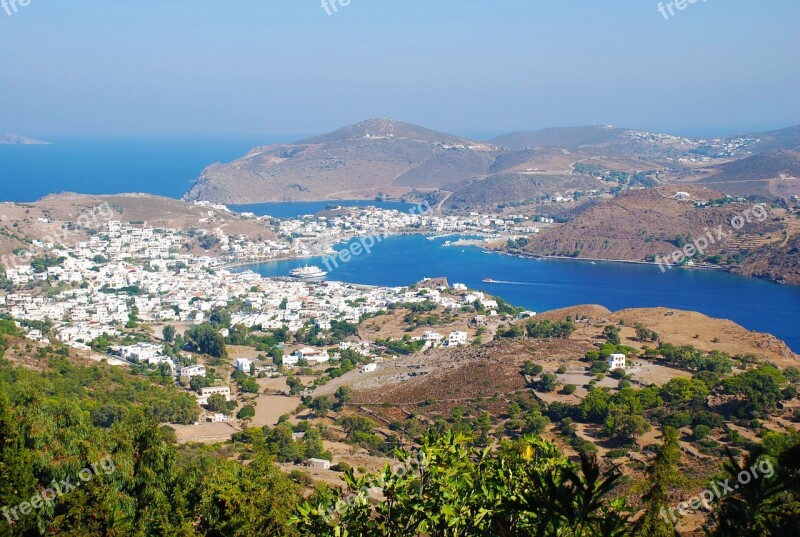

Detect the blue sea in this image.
[235,235,800,353]
[0,136,285,202]
[1,138,798,351]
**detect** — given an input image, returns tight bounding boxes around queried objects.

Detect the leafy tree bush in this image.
[537,372,558,392]
[185,323,227,359]
[291,432,630,536]
[238,405,256,419]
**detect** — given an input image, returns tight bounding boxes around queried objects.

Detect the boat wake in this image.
[483,279,538,286]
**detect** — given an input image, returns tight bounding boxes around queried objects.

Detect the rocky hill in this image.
[698,150,800,198]
[519,187,800,285]
[186,119,501,204]
[185,119,800,206]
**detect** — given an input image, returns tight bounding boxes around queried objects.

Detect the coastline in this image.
[221,232,788,286]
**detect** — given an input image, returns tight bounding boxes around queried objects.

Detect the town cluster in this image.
[1,217,512,385]
[233,204,542,264]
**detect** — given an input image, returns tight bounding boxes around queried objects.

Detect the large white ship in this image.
[289,265,328,281]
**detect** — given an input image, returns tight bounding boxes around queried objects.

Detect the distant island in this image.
[0,133,51,145]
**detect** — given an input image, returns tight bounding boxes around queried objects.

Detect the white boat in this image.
[289,265,327,281]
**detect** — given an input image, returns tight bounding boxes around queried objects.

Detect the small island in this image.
[0,133,51,145]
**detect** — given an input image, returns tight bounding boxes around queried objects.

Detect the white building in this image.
[197,386,231,406]
[294,347,329,364]
[361,363,377,373]
[235,358,253,373]
[179,364,206,378]
[422,331,444,347]
[306,458,331,470]
[445,331,469,347]
[608,353,627,370]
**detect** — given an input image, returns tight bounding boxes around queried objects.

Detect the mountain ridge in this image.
[185,119,800,205]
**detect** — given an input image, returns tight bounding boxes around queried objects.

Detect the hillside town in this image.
[0,214,517,418]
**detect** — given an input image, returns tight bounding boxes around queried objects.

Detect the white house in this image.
[197,386,231,406]
[294,347,329,364]
[445,331,469,347]
[235,358,253,373]
[608,353,627,370]
[179,364,206,378]
[422,331,444,347]
[305,458,331,470]
[361,363,377,373]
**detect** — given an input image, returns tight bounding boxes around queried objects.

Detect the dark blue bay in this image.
[2,138,797,353]
[234,234,800,352]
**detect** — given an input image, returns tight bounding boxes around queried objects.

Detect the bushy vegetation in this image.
[498,319,576,339]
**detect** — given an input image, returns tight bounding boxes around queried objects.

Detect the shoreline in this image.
[223,232,723,275]
[222,232,795,288]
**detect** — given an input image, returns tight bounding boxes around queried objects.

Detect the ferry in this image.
[483,278,495,283]
[289,266,328,281]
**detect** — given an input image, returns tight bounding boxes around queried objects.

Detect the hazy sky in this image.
[1,0,798,139]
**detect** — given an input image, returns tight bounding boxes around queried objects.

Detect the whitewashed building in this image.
[608,353,627,370]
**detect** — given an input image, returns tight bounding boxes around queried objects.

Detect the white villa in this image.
[197,386,231,406]
[422,331,444,347]
[235,358,253,373]
[608,353,627,370]
[445,331,469,347]
[179,364,206,378]
[293,347,330,364]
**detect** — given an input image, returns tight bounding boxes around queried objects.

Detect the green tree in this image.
[185,323,227,359]
[634,427,684,536]
[207,393,229,412]
[310,396,333,418]
[238,405,256,420]
[291,432,631,536]
[334,386,353,410]
[162,325,176,343]
[603,325,621,345]
[286,376,304,396]
[241,377,260,394]
[538,372,558,392]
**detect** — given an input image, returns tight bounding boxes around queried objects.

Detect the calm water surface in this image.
[235,235,800,352]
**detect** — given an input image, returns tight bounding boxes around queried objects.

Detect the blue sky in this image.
[1,0,798,138]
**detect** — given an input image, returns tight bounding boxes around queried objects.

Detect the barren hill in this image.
[490,125,632,149]
[0,193,276,258]
[341,306,797,410]
[185,120,800,206]
[698,150,800,198]
[520,186,800,284]
[185,119,500,204]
